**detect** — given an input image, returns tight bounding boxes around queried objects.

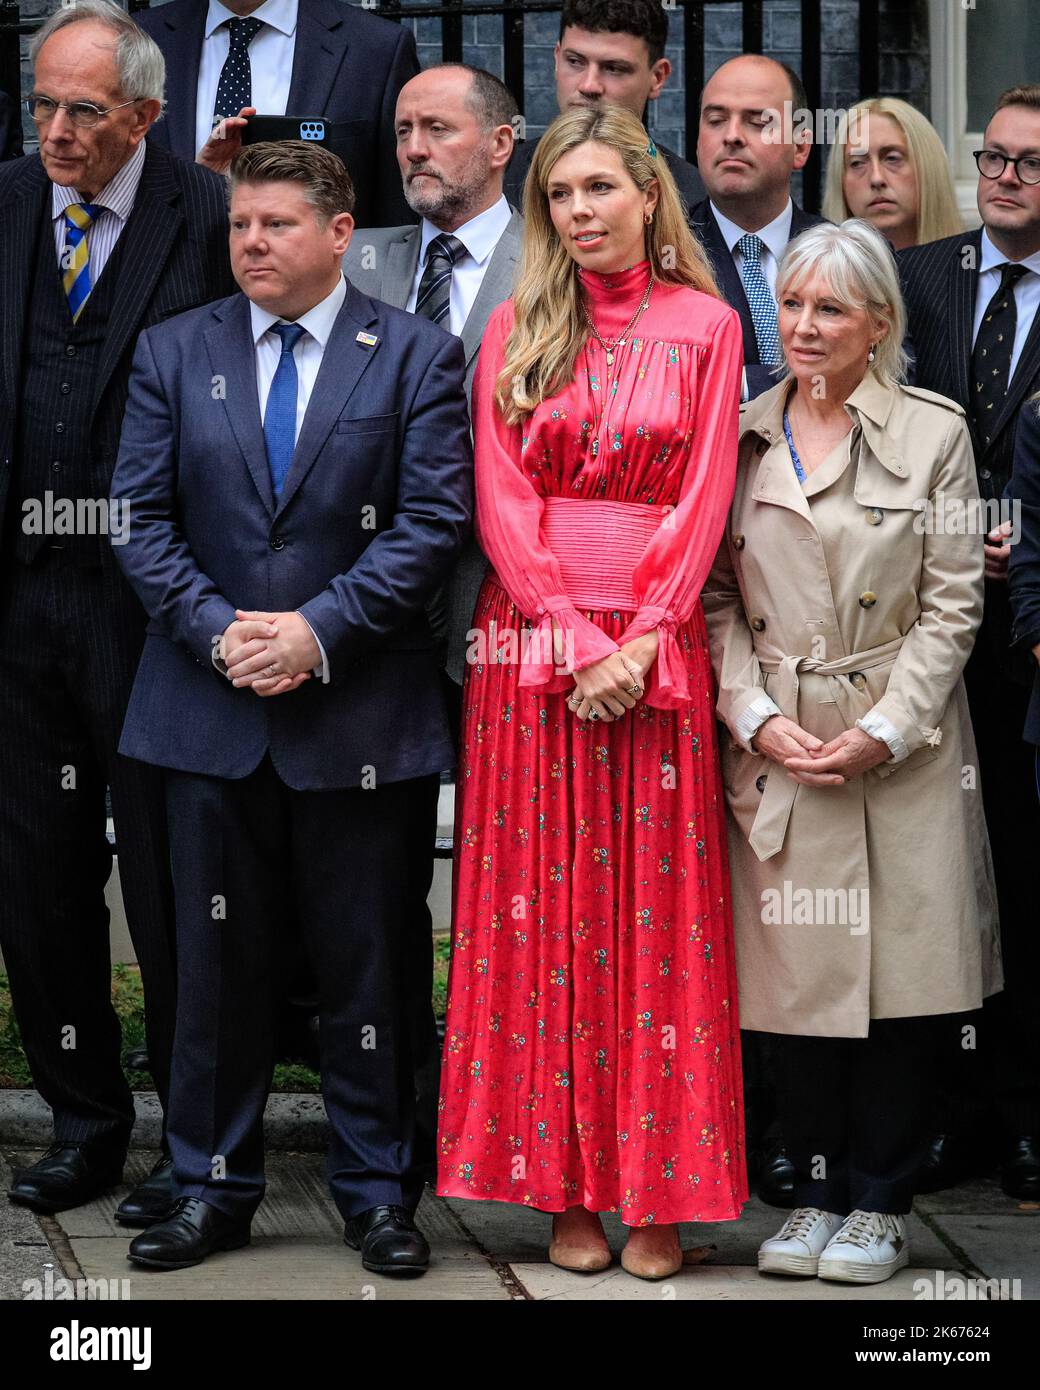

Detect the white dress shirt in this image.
[245,272,347,683]
[972,229,1040,381]
[405,196,513,335]
[710,198,794,299]
[195,0,298,156]
[51,138,146,274]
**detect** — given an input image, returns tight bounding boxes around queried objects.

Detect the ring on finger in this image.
[627,684,642,696]
[588,709,600,721]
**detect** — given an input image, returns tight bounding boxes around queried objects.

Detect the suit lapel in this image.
[0,158,48,423]
[383,232,420,310]
[992,287,1040,448]
[693,201,759,365]
[204,295,275,516]
[461,211,522,368]
[287,0,346,115]
[274,283,381,518]
[153,5,205,158]
[91,147,182,420]
[950,232,980,429]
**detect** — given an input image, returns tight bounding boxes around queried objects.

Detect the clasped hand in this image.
[220,609,320,698]
[568,631,659,723]
[752,715,889,786]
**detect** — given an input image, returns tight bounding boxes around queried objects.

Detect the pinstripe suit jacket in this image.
[0,143,235,575]
[898,229,1040,679]
[898,229,1040,502]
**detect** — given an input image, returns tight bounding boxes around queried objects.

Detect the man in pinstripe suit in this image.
[899,85,1040,1201]
[0,2,233,1220]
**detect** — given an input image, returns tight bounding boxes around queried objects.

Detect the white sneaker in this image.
[817,1210,910,1284]
[757,1207,846,1276]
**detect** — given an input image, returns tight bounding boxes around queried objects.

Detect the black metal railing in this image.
[1,0,886,211]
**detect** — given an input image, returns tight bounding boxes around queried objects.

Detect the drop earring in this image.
[867,343,877,363]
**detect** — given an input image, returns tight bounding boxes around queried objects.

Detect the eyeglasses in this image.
[26,94,142,129]
[974,148,1040,185]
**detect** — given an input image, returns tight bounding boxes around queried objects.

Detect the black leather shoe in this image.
[8,1141,125,1214]
[756,1141,796,1209]
[343,1204,429,1275]
[915,1133,995,1194]
[114,1154,175,1227]
[127,1196,251,1270]
[1000,1136,1040,1201]
[123,1045,151,1074]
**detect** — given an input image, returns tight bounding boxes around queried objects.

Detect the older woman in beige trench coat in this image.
[702,220,1002,1287]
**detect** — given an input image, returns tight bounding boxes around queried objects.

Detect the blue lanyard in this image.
[782,408,807,484]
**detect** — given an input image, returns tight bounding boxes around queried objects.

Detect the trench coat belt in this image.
[747,635,907,862]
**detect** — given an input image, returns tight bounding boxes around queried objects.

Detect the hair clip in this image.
[646,138,658,159]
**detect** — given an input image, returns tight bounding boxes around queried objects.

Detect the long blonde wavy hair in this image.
[497,105,720,425]
[822,98,962,246]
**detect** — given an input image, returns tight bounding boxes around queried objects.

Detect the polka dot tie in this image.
[213,16,263,126]
[736,233,781,369]
[970,261,1029,448]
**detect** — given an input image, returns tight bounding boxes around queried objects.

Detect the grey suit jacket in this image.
[344,208,524,682]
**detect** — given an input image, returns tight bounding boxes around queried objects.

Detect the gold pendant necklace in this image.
[583,280,653,369]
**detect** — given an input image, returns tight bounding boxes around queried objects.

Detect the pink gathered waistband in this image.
[537,496,669,611]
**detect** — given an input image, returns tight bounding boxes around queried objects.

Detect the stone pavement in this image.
[2,1147,1036,1302]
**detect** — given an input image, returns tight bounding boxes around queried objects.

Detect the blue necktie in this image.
[736,233,781,368]
[263,322,305,499]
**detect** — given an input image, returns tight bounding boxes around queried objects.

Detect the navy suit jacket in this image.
[111,280,473,790]
[137,0,418,228]
[1007,399,1040,743]
[689,198,824,399]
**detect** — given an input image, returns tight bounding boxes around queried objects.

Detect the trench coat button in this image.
[849,671,867,691]
[750,615,766,632]
[732,532,746,550]
[859,591,877,609]
[866,507,884,525]
[755,773,768,793]
[755,438,769,457]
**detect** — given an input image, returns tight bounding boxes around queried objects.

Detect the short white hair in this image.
[774,218,908,386]
[30,0,166,110]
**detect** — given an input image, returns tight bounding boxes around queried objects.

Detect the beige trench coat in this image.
[701,371,1002,1037]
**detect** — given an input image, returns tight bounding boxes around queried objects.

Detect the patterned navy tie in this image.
[736,232,781,369]
[263,323,306,499]
[970,262,1029,448]
[414,232,466,329]
[213,16,263,126]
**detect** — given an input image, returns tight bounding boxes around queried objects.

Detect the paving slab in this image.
[512,1262,944,1301]
[925,1214,1040,1299]
[0,1154,56,1302]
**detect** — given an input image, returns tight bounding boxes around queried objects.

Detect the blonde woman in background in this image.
[824,97,962,250]
[437,105,748,1280]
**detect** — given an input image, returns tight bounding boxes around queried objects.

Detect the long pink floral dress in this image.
[437,261,748,1226]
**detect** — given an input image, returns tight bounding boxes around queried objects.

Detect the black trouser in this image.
[767,1016,948,1215]
[0,552,176,1147]
[964,650,1040,1137]
[164,755,436,1221]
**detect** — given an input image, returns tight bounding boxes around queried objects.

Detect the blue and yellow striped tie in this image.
[62,203,102,321]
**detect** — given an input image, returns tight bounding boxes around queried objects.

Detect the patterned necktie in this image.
[970,262,1030,448]
[736,232,781,368]
[213,16,264,124]
[62,202,102,322]
[414,232,466,329]
[263,322,306,499]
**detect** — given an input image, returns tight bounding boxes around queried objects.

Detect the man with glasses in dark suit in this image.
[0,0,233,1225]
[899,85,1040,1202]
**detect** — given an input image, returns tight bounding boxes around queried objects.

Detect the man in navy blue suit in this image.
[136,0,418,228]
[110,140,472,1274]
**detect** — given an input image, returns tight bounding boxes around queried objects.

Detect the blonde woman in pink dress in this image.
[437,105,747,1280]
